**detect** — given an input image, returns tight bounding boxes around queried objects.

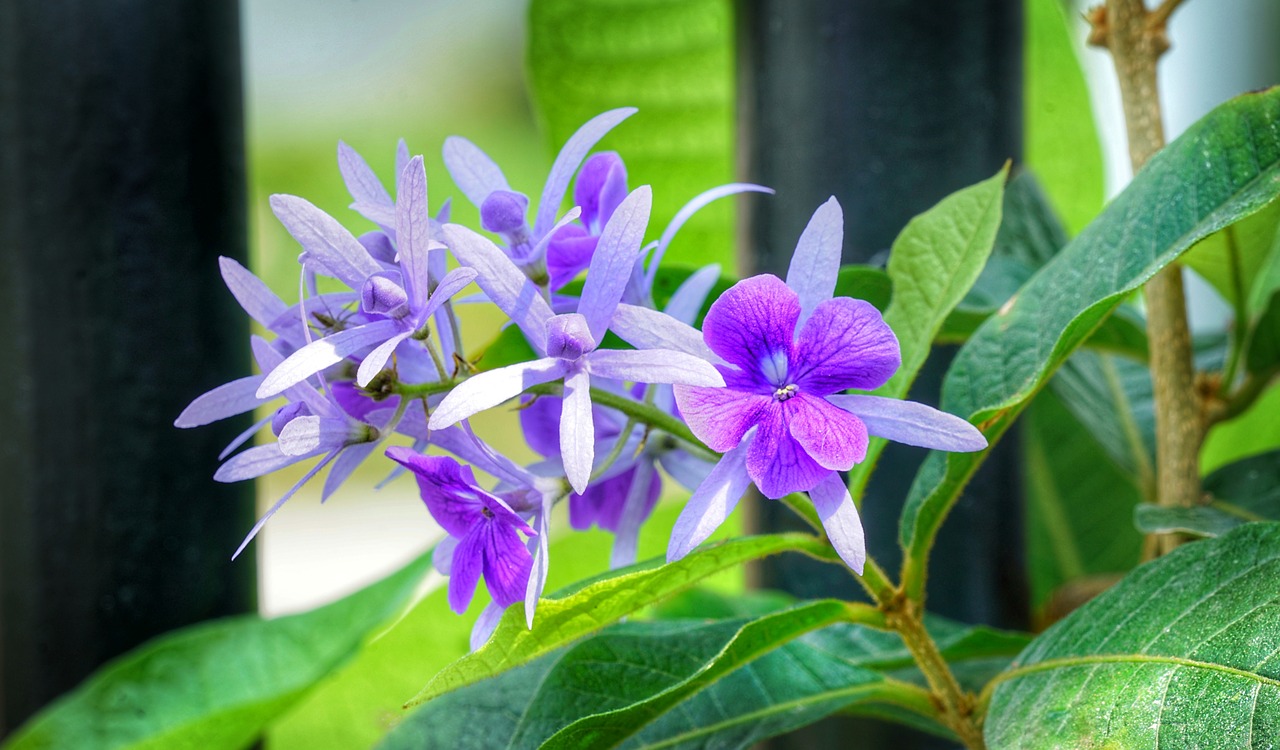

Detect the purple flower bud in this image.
[574,152,628,232]
[357,231,398,264]
[271,401,311,436]
[480,190,530,234]
[545,313,596,361]
[360,271,410,318]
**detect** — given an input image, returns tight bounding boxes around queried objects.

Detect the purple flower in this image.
[669,198,987,573]
[429,186,725,494]
[385,448,537,615]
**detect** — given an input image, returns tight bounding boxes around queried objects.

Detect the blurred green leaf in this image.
[1024,0,1105,235]
[1182,199,1280,311]
[4,549,434,750]
[834,265,893,312]
[900,88,1280,588]
[1132,503,1243,538]
[985,522,1280,748]
[527,0,736,267]
[1205,449,1280,520]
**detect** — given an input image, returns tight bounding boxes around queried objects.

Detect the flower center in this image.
[480,506,494,520]
[760,349,789,386]
[773,383,798,402]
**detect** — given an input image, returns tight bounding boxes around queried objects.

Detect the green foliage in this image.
[527,0,736,267]
[834,265,893,312]
[1182,200,1280,312]
[985,522,1280,748]
[1132,503,1244,538]
[407,533,832,706]
[1202,382,1280,474]
[3,549,434,750]
[383,606,1027,749]
[899,88,1280,594]
[1024,0,1105,235]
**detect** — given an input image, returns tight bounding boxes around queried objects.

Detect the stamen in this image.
[774,383,798,402]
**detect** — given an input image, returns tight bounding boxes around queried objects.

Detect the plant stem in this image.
[1093,0,1202,556]
[887,600,985,749]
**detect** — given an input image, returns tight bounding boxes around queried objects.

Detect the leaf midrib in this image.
[991,652,1280,693]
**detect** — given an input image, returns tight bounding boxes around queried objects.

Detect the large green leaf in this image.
[899,88,1280,595]
[4,549,434,750]
[527,0,736,267]
[407,533,832,705]
[1182,198,1280,310]
[1203,382,1280,474]
[849,168,1007,499]
[984,522,1280,748]
[1024,0,1104,236]
[382,606,1027,749]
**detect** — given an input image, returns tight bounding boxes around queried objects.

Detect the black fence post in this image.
[0,0,255,733]
[737,1,1027,746]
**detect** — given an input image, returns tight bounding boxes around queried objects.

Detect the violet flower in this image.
[669,198,987,573]
[429,186,725,494]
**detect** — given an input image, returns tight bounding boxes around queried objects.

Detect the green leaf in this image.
[1050,349,1155,490]
[1022,388,1144,611]
[4,549,433,750]
[1245,285,1280,375]
[1182,198,1280,310]
[1024,0,1105,236]
[1205,448,1280,521]
[984,522,1280,748]
[527,0,736,267]
[1203,382,1280,474]
[834,265,893,312]
[407,533,832,706]
[848,168,1008,499]
[1132,503,1244,538]
[899,88,1280,595]
[471,322,537,372]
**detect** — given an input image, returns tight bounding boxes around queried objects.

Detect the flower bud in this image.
[360,271,409,318]
[271,401,311,436]
[545,313,596,361]
[480,190,530,234]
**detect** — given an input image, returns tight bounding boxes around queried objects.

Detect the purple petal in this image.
[358,231,397,264]
[421,266,478,325]
[532,107,637,239]
[269,194,383,290]
[667,439,753,562]
[219,257,286,328]
[702,275,799,386]
[267,292,362,344]
[430,249,459,366]
[575,152,629,231]
[747,405,829,498]
[792,297,901,395]
[658,449,714,492]
[337,140,393,208]
[546,228,598,291]
[384,448,484,536]
[587,348,724,387]
[561,368,594,494]
[219,413,274,461]
[674,384,772,453]
[441,224,553,349]
[525,500,552,628]
[787,392,869,471]
[442,136,512,209]
[577,186,652,343]
[645,184,773,293]
[809,471,865,573]
[825,394,988,452]
[428,357,568,429]
[448,526,485,614]
[610,462,660,569]
[356,329,414,387]
[233,450,339,560]
[470,602,504,652]
[483,520,535,609]
[663,264,721,325]
[396,155,432,311]
[428,425,535,488]
[785,197,843,328]
[518,394,562,458]
[256,320,401,398]
[215,443,319,482]
[530,207,585,284]
[175,375,267,428]
[610,303,718,362]
[321,442,377,501]
[278,415,358,456]
[434,534,459,575]
[351,200,396,231]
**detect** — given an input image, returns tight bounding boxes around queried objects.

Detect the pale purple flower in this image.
[429,186,725,495]
[669,198,987,573]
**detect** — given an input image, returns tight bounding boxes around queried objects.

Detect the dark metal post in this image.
[737,1,1026,745]
[0,0,255,733]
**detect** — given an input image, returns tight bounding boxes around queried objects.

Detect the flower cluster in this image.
[177,108,985,647]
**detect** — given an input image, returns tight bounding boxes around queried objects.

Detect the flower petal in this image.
[532,107,637,239]
[610,462,661,569]
[610,303,718,362]
[792,297,900,395]
[420,266,478,326]
[663,263,722,325]
[787,392,869,471]
[434,534,459,575]
[483,520,535,609]
[809,471,866,574]
[658,449,714,492]
[270,194,383,290]
[321,441,377,501]
[337,140,392,208]
[560,368,594,495]
[673,384,772,453]
[428,357,567,429]
[220,257,287,328]
[384,448,485,536]
[645,184,773,293]
[546,229,598,291]
[355,329,414,387]
[526,501,552,628]
[785,197,843,328]
[470,602,504,652]
[256,319,401,398]
[448,525,485,614]
[442,136,512,208]
[396,155,433,311]
[667,439,753,562]
[587,348,724,387]
[215,442,320,482]
[578,186,652,343]
[825,394,988,452]
[277,416,357,456]
[747,404,829,498]
[575,151,629,231]
[175,375,267,427]
[232,450,339,560]
[219,413,274,461]
[441,224,553,349]
[702,274,799,386]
